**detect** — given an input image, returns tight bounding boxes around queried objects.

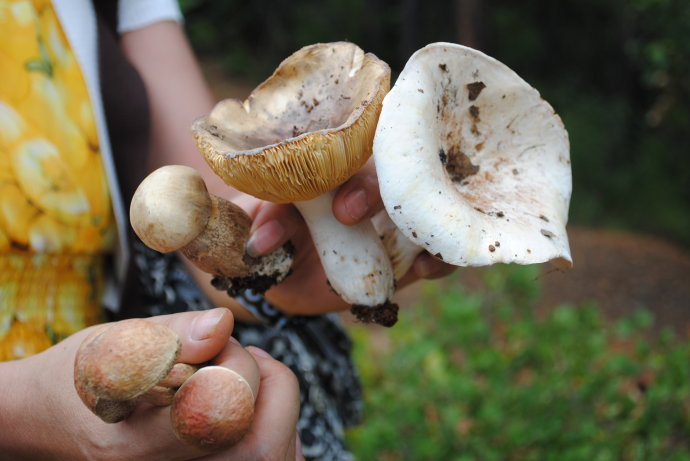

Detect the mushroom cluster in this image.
[74,319,254,453]
[187,41,572,326]
[131,41,572,328]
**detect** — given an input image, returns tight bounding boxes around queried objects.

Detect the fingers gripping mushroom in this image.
[74,319,256,452]
[130,165,293,295]
[192,42,399,326]
[374,42,573,275]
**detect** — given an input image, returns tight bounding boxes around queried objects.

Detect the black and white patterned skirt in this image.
[132,242,362,461]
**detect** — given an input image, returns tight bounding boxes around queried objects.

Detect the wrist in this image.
[0,340,91,460]
[0,358,41,458]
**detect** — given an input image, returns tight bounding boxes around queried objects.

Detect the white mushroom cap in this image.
[374,42,572,269]
[130,165,211,254]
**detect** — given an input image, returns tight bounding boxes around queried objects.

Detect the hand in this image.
[0,309,304,461]
[243,160,457,315]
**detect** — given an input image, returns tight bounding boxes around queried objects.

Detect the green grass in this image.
[347,265,690,461]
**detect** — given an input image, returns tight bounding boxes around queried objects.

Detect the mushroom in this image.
[138,363,199,407]
[74,320,255,452]
[130,165,293,295]
[374,42,572,274]
[74,319,182,423]
[192,42,399,326]
[171,366,255,452]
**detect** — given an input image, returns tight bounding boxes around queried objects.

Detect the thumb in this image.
[147,308,234,365]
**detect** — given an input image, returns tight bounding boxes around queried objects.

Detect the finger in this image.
[209,339,261,397]
[398,252,457,287]
[218,346,301,461]
[333,159,383,225]
[146,308,234,365]
[246,201,304,257]
[413,252,457,280]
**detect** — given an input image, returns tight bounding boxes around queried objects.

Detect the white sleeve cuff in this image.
[117,0,183,34]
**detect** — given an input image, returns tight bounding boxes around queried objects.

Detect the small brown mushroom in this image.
[171,366,255,452]
[130,165,293,295]
[74,319,181,422]
[74,320,254,452]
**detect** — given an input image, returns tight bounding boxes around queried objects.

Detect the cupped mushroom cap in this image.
[130,165,211,253]
[374,42,572,268]
[192,42,391,203]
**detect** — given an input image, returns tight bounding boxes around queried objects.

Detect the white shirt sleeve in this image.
[117,0,183,34]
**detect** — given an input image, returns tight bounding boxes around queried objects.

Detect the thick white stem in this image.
[371,210,423,281]
[295,191,395,306]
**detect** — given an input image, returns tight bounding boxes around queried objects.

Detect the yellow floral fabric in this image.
[0,0,115,360]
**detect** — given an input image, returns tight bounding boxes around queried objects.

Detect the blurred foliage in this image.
[180,0,690,247]
[346,265,690,460]
[487,0,690,248]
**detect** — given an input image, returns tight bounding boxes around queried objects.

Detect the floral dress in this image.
[0,0,114,360]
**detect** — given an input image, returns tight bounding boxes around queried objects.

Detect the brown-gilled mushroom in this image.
[192,42,399,326]
[374,43,572,274]
[130,165,293,295]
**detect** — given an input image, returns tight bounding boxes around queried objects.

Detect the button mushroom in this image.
[130,165,293,295]
[192,42,398,326]
[374,42,572,275]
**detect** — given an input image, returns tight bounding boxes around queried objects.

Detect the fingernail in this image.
[246,220,285,257]
[191,308,225,341]
[344,188,369,222]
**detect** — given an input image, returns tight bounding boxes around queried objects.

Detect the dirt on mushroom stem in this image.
[210,241,295,296]
[350,302,400,327]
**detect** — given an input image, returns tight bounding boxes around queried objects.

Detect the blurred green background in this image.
[179,0,690,459]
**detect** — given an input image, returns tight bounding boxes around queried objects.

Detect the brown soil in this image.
[396,226,690,337]
[535,227,690,336]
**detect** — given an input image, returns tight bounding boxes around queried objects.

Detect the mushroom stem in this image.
[139,363,199,407]
[294,191,395,308]
[130,165,293,294]
[371,210,422,281]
